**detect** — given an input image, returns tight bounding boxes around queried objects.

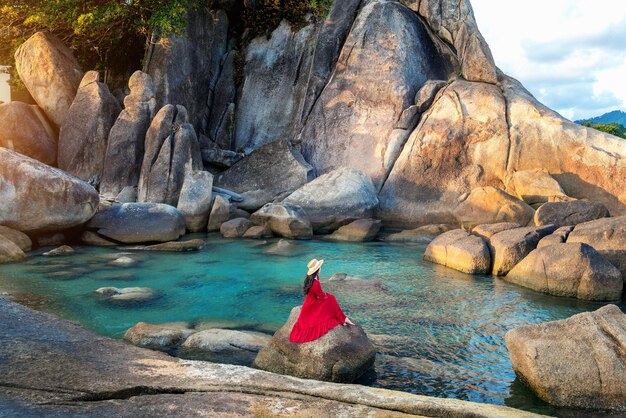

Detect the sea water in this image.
[1,234,623,415]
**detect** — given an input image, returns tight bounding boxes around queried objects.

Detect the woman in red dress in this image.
[290,258,355,343]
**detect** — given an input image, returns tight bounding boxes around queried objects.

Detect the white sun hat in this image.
[307,258,324,275]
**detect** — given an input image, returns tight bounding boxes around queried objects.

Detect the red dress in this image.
[290,279,347,343]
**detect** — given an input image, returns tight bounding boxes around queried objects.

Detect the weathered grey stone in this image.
[506,243,623,300]
[95,287,157,303]
[177,170,213,232]
[100,71,157,198]
[116,186,137,203]
[0,297,544,417]
[58,71,121,181]
[124,322,191,352]
[536,226,574,249]
[145,8,228,129]
[0,148,99,232]
[81,231,118,247]
[282,168,379,233]
[415,80,447,113]
[424,229,491,274]
[215,140,314,211]
[506,305,626,411]
[0,235,26,264]
[14,32,83,126]
[326,219,382,242]
[567,216,626,278]
[236,21,318,151]
[207,194,231,232]
[220,218,252,238]
[454,187,535,230]
[242,225,272,239]
[207,50,236,150]
[472,223,521,239]
[87,203,186,244]
[508,169,566,205]
[0,102,57,165]
[300,0,457,189]
[255,306,376,383]
[488,226,556,276]
[534,200,609,228]
[0,226,31,252]
[250,203,312,240]
[384,224,452,243]
[178,329,271,366]
[138,104,202,206]
[200,138,243,168]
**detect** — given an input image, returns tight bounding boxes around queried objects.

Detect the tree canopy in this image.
[581,121,626,139]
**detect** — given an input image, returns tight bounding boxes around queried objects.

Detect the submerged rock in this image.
[251,204,312,240]
[87,203,186,244]
[95,287,156,303]
[506,305,626,411]
[242,225,272,239]
[506,243,623,301]
[254,306,376,383]
[0,102,57,165]
[110,256,137,267]
[178,329,271,366]
[0,148,99,232]
[124,322,192,352]
[43,245,74,257]
[282,168,379,233]
[424,229,490,274]
[14,32,83,126]
[123,239,205,252]
[263,239,302,257]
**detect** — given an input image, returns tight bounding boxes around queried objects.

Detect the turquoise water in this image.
[0,234,623,415]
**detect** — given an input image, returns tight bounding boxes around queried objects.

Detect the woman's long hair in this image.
[302,270,318,296]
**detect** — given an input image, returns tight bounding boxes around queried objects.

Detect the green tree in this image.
[582,121,626,139]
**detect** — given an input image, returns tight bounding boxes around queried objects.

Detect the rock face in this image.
[300,0,457,188]
[176,171,213,232]
[207,194,233,232]
[453,187,534,230]
[215,140,314,211]
[472,223,520,239]
[505,305,626,411]
[145,8,228,130]
[0,148,99,232]
[178,329,271,366]
[424,229,491,274]
[137,104,202,206]
[14,32,83,126]
[488,226,556,276]
[100,71,157,198]
[87,203,186,243]
[0,102,57,165]
[506,243,623,301]
[282,168,379,233]
[568,216,626,277]
[534,200,609,228]
[508,169,566,204]
[250,204,313,240]
[58,71,122,181]
[254,307,376,383]
[537,226,574,249]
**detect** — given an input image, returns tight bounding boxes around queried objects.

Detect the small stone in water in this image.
[110,256,136,267]
[43,245,74,257]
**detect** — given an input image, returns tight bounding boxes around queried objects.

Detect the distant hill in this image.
[576,110,626,126]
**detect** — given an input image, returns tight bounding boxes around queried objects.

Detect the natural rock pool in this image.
[1,235,623,416]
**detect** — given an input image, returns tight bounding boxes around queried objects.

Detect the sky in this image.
[472,0,626,121]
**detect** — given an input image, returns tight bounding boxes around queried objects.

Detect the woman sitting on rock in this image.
[290,258,355,343]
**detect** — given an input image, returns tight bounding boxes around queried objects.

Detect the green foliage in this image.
[582,121,626,139]
[243,0,334,40]
[0,0,202,85]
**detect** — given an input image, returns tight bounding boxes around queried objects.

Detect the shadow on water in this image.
[0,234,624,416]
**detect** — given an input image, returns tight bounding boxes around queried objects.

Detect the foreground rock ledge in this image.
[0,298,539,417]
[506,305,626,411]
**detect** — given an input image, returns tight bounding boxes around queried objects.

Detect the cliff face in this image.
[17,0,624,229]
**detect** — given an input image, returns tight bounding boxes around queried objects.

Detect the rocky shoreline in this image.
[0,297,540,417]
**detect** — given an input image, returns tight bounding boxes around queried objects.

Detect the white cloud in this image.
[471,0,626,120]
